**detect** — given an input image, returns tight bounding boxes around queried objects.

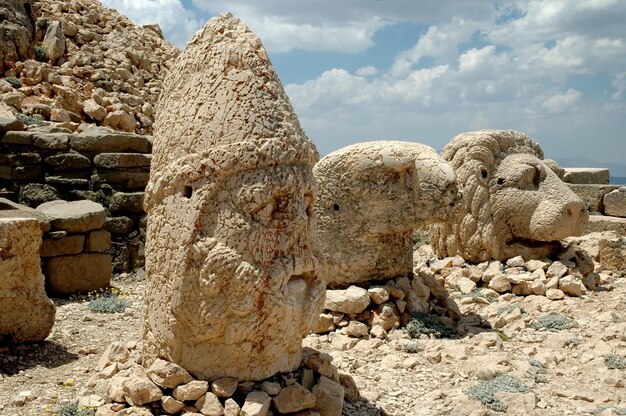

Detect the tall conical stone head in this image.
[143,13,324,381]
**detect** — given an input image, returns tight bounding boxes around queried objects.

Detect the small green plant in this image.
[405,313,456,339]
[34,44,48,62]
[402,341,421,353]
[530,314,577,331]
[496,330,511,341]
[563,336,582,348]
[56,402,95,416]
[465,374,531,412]
[497,303,525,315]
[87,289,129,314]
[6,76,21,88]
[16,112,45,126]
[604,354,626,370]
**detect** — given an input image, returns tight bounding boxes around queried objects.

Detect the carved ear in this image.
[544,159,565,180]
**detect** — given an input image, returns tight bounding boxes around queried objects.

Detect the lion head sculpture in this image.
[430,130,588,262]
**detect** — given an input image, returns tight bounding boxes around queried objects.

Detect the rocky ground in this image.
[1,262,625,416]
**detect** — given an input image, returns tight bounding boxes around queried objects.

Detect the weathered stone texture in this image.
[585,215,626,236]
[430,130,589,262]
[44,253,111,295]
[42,20,66,63]
[567,184,620,213]
[0,0,35,73]
[604,187,626,218]
[314,141,459,287]
[142,13,324,381]
[0,217,55,342]
[37,199,106,233]
[563,168,610,185]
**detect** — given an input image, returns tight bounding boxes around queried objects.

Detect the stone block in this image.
[19,184,61,208]
[0,197,51,232]
[0,152,41,165]
[109,192,145,213]
[44,175,90,188]
[585,215,626,236]
[94,153,151,168]
[91,171,150,189]
[70,127,151,153]
[45,153,91,171]
[33,133,71,150]
[0,217,55,342]
[85,230,111,252]
[37,200,106,233]
[0,116,25,132]
[11,165,41,180]
[2,131,33,145]
[604,187,626,218]
[40,234,84,257]
[44,253,112,295]
[312,376,344,416]
[103,216,134,234]
[563,168,610,185]
[568,184,620,213]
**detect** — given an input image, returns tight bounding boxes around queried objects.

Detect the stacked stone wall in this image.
[0,120,149,273]
[564,168,626,236]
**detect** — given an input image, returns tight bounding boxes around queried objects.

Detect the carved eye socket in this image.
[497,178,505,185]
[333,203,340,211]
[479,167,489,180]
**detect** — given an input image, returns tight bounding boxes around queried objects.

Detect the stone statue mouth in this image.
[285,271,316,300]
[506,237,562,248]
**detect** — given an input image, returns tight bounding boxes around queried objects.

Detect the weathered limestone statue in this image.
[314,141,460,288]
[142,13,324,381]
[430,130,589,262]
[1,199,55,343]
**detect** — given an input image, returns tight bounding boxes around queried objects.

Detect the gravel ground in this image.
[2,269,626,416]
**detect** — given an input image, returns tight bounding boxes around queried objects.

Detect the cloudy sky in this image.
[101,0,626,176]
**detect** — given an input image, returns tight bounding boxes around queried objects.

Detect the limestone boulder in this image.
[314,141,459,287]
[563,168,609,185]
[42,20,66,63]
[431,130,589,262]
[44,253,111,295]
[604,187,626,218]
[0,217,55,342]
[0,197,50,231]
[37,200,106,233]
[142,13,324,381]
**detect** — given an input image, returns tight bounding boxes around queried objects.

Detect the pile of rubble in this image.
[84,342,354,416]
[1,0,179,134]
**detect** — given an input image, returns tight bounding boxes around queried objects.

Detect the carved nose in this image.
[563,200,588,233]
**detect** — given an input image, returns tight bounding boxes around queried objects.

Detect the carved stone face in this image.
[143,164,324,381]
[430,130,590,262]
[491,153,588,245]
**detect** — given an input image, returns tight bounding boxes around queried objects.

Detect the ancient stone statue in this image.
[430,130,589,263]
[142,13,324,381]
[314,141,460,288]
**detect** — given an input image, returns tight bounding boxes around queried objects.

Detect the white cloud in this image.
[542,88,582,113]
[100,0,202,48]
[190,0,494,53]
[355,66,378,77]
[281,0,626,168]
